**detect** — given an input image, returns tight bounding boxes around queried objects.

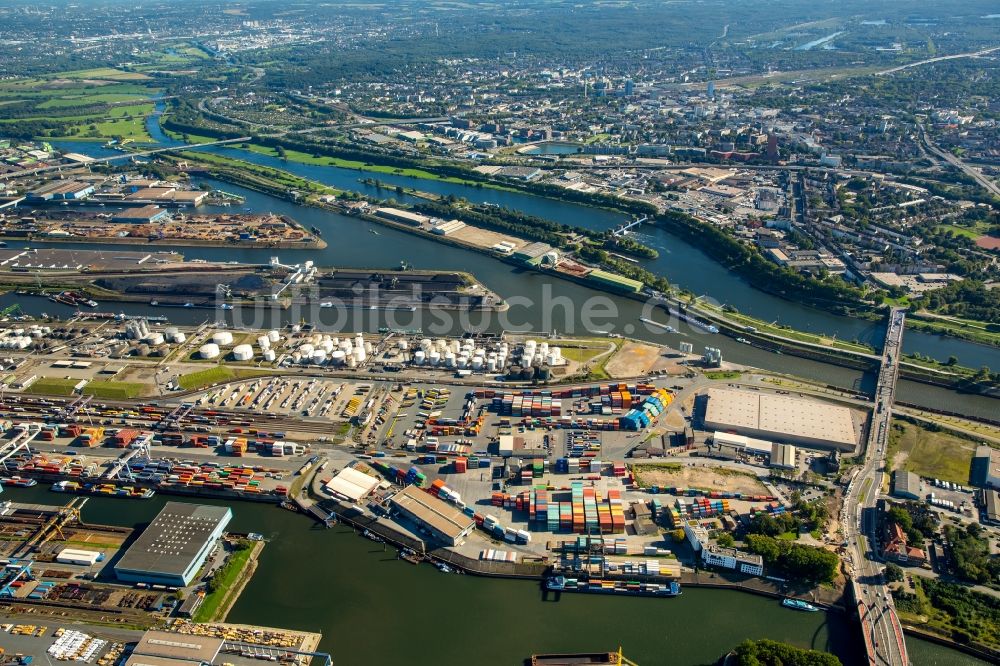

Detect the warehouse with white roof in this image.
[323,466,381,502]
[703,388,858,451]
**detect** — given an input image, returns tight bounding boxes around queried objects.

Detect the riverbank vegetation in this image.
[729,639,841,666]
[193,539,254,622]
[744,534,839,584]
[943,524,1000,586]
[894,578,1000,650]
[656,211,868,312]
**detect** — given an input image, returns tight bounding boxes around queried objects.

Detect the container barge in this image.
[51,480,155,499]
[638,317,676,333]
[546,575,680,598]
[0,476,38,487]
[782,598,820,612]
[530,653,619,665]
[48,291,98,308]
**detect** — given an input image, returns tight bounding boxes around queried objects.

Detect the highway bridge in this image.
[0,137,251,181]
[842,307,909,666]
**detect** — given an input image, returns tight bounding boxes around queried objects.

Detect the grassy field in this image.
[22,377,148,398]
[704,370,742,380]
[887,418,979,485]
[936,221,990,240]
[28,377,81,396]
[241,143,487,186]
[173,151,340,196]
[83,381,148,399]
[558,346,606,363]
[177,365,269,391]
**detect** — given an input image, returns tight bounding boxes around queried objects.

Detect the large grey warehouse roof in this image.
[703,388,857,450]
[116,502,230,578]
[892,471,921,498]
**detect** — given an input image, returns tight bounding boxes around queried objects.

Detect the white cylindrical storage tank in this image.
[444,352,456,367]
[232,344,253,361]
[312,350,327,365]
[397,339,409,351]
[435,339,447,351]
[354,348,366,363]
[546,353,560,366]
[174,332,187,344]
[291,351,301,363]
[420,338,432,351]
[332,350,346,365]
[457,356,468,369]
[364,341,373,354]
[144,333,165,346]
[450,340,461,353]
[263,349,276,362]
[413,350,426,365]
[551,346,562,360]
[257,335,271,350]
[300,343,315,355]
[487,358,498,372]
[268,330,280,343]
[199,343,220,359]
[164,326,179,341]
[322,340,334,353]
[471,356,483,370]
[212,331,233,346]
[428,350,441,366]
[347,355,357,368]
[522,354,533,369]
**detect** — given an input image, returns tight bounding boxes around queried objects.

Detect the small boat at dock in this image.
[782,598,820,612]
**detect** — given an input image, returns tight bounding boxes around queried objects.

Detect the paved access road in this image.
[842,307,909,666]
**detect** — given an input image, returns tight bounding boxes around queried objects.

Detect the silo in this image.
[232,344,254,361]
[199,343,220,359]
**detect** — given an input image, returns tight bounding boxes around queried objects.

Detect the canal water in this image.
[5,486,988,666]
[53,122,1000,373]
[14,161,1000,418]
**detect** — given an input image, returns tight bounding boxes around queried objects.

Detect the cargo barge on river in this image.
[546,575,681,597]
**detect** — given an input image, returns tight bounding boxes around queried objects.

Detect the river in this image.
[2,486,987,666]
[30,136,1000,419]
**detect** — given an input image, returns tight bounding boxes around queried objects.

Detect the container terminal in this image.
[0,310,985,638]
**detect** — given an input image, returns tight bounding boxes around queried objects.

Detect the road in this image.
[0,137,251,181]
[875,46,1000,76]
[841,307,909,666]
[918,124,1000,199]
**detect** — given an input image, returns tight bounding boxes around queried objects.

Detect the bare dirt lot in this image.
[605,341,665,378]
[631,463,768,494]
